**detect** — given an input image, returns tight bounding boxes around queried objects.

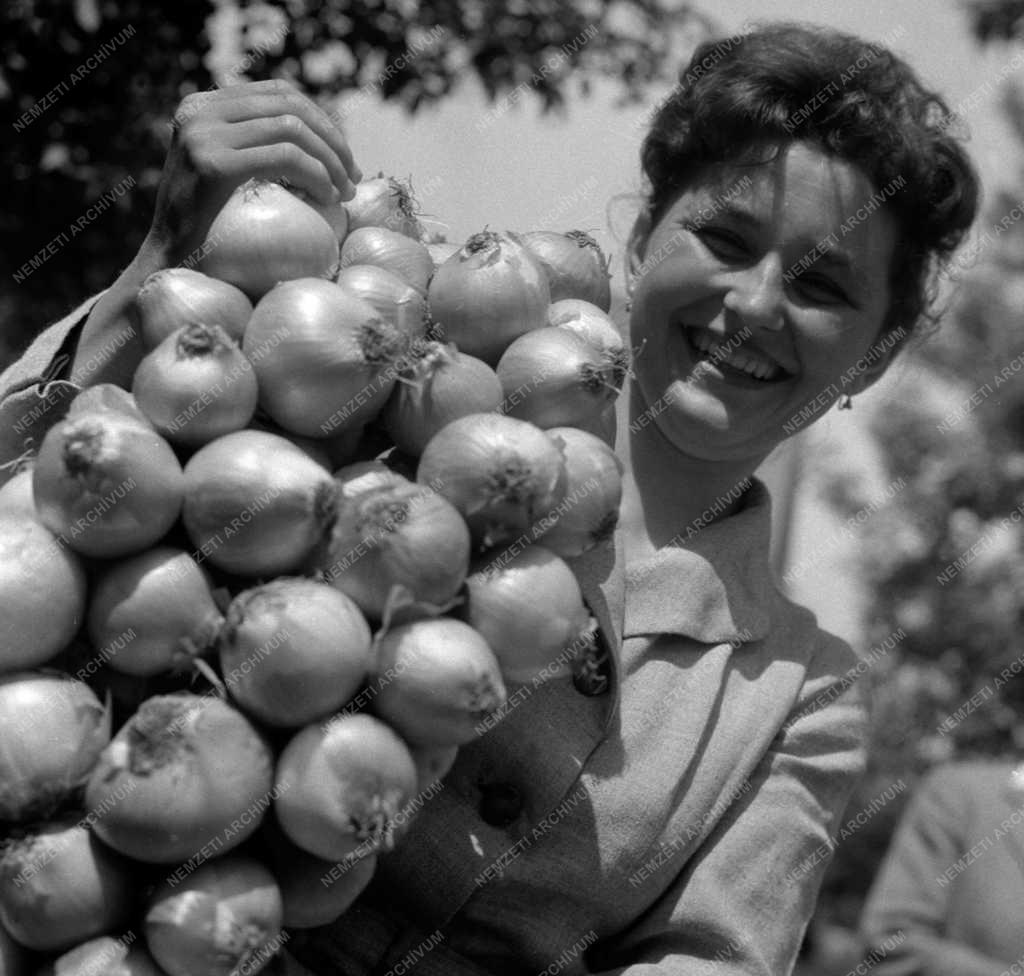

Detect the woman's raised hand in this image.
[70,79,360,387]
[148,79,362,265]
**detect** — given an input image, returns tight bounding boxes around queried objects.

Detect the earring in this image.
[838,394,853,410]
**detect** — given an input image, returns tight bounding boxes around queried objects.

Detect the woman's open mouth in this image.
[684,327,789,383]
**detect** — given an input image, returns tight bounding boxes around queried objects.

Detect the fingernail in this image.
[352,167,363,183]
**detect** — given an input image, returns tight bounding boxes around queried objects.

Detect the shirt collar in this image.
[621,478,777,645]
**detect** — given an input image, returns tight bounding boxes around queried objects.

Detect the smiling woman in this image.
[0,20,980,976]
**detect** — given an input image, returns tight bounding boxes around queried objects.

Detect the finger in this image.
[205,144,336,206]
[215,81,362,188]
[223,115,350,203]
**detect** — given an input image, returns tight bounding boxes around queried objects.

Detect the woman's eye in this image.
[793,272,848,305]
[691,225,748,259]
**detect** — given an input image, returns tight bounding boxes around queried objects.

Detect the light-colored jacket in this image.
[861,761,1024,976]
[1,305,868,976]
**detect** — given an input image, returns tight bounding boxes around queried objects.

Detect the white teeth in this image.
[689,330,781,381]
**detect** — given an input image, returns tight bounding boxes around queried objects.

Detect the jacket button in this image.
[479,783,523,827]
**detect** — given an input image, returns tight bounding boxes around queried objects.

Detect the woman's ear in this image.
[625,206,654,295]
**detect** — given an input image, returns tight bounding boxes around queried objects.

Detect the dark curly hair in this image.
[640,21,981,346]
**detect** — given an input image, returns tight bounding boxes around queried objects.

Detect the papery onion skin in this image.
[66,383,151,427]
[0,673,109,823]
[38,936,166,976]
[370,618,506,747]
[382,342,504,456]
[0,818,135,952]
[335,264,428,339]
[315,479,471,619]
[0,513,86,673]
[219,578,372,728]
[197,179,340,300]
[534,427,623,557]
[333,459,411,498]
[427,231,551,367]
[344,176,423,239]
[244,278,406,438]
[182,430,336,577]
[464,543,594,684]
[497,327,621,429]
[33,412,184,559]
[84,693,275,864]
[547,298,625,355]
[416,413,567,548]
[425,241,460,270]
[520,230,612,311]
[340,227,434,295]
[145,854,283,976]
[260,815,377,929]
[136,268,252,350]
[132,323,259,448]
[275,713,418,862]
[87,546,224,677]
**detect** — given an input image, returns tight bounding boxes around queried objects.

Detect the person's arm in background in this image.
[859,766,1012,976]
[0,80,360,479]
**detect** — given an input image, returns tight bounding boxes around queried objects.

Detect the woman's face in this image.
[627,141,899,464]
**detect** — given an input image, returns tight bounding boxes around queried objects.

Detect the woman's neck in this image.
[615,379,767,561]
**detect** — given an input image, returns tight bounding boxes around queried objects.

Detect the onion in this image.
[427,231,550,366]
[0,926,29,976]
[39,936,166,976]
[497,327,622,429]
[0,673,109,823]
[218,578,371,728]
[344,175,423,239]
[182,429,336,577]
[197,178,341,299]
[333,459,410,497]
[0,466,36,517]
[315,478,471,619]
[0,817,135,951]
[132,323,258,447]
[535,427,623,557]
[335,264,428,339]
[136,268,252,350]
[85,693,274,863]
[244,415,344,470]
[340,227,433,295]
[66,383,151,427]
[244,278,408,438]
[425,241,460,269]
[548,298,628,368]
[0,514,86,673]
[33,411,184,559]
[520,230,612,310]
[370,618,506,747]
[260,814,377,929]
[382,341,504,456]
[275,713,418,862]
[463,544,594,683]
[87,546,224,677]
[417,413,566,548]
[409,744,459,792]
[145,854,283,976]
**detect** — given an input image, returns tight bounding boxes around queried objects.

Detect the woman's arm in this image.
[859,767,1013,976]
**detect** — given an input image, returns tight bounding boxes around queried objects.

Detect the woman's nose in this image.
[722,253,785,331]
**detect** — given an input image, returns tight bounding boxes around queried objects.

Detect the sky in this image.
[336,0,1022,291]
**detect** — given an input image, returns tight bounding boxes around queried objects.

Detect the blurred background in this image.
[3,0,1024,970]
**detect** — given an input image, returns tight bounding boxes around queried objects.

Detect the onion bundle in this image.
[0,165,632,970]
